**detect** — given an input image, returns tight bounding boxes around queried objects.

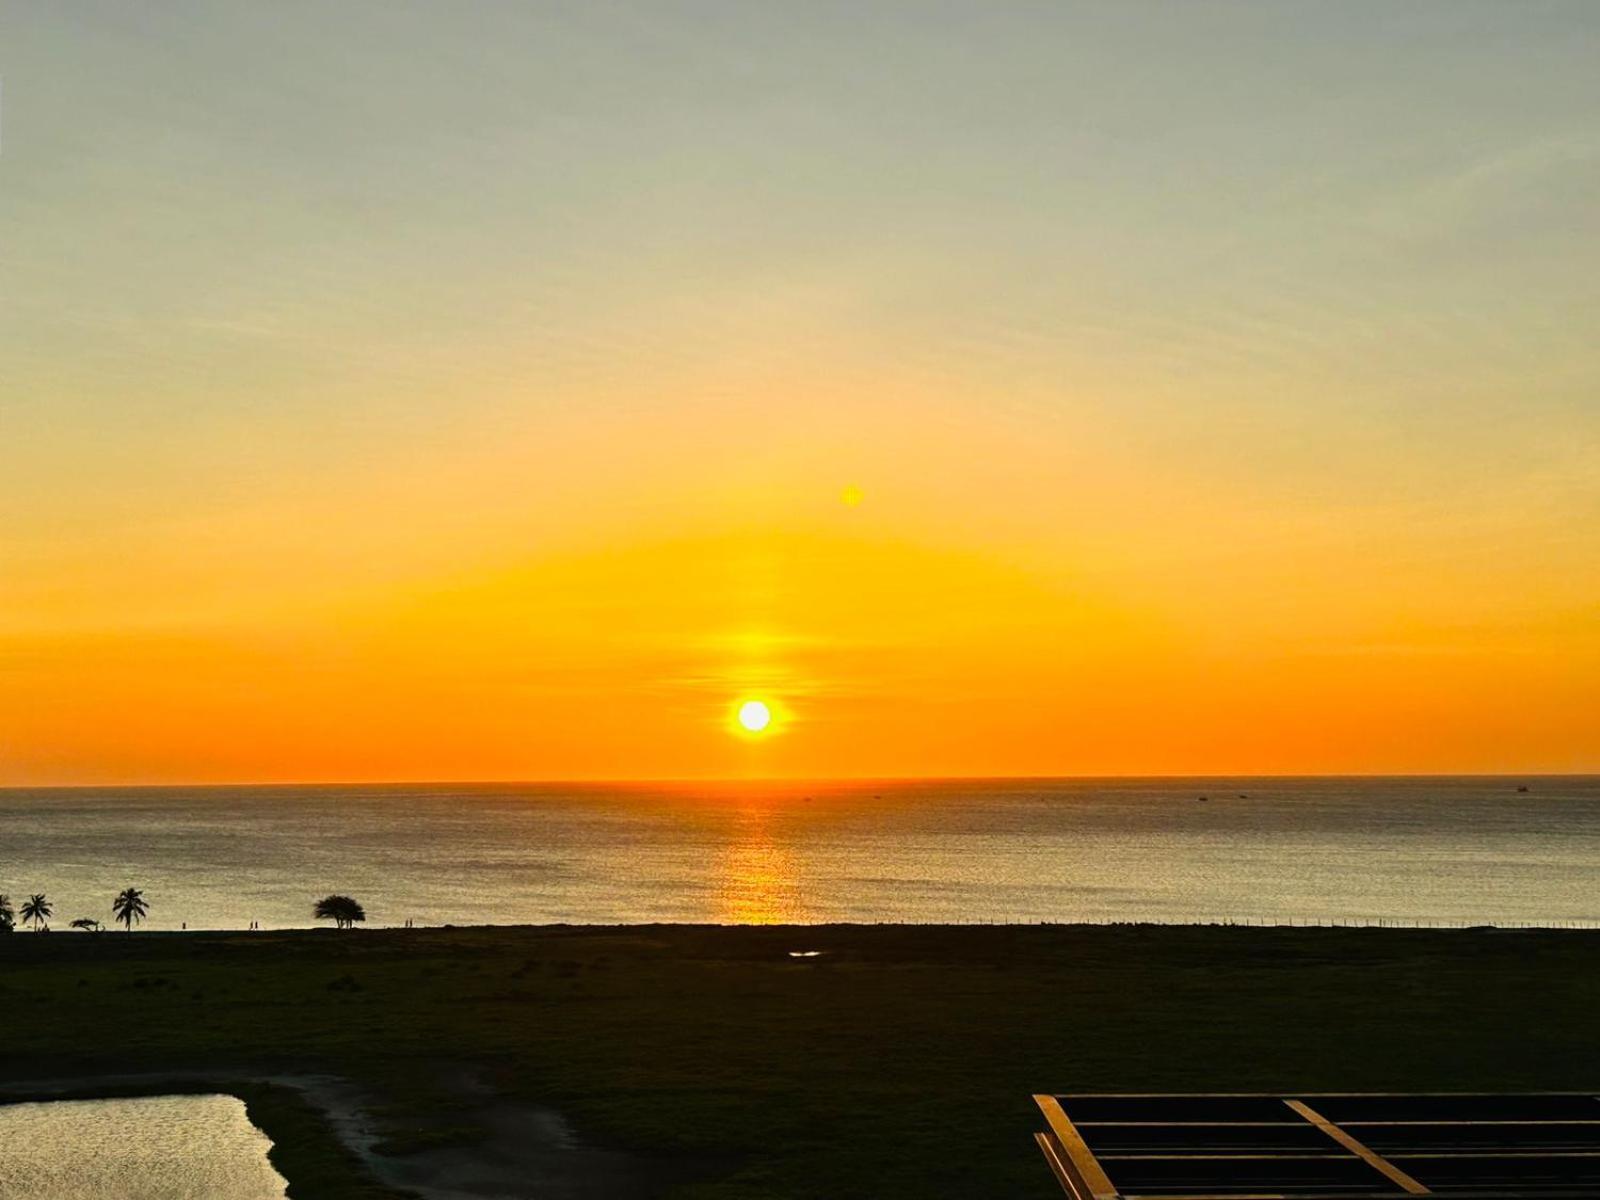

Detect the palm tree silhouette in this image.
[70,917,104,932]
[112,887,150,932]
[0,894,14,933]
[20,894,52,933]
[313,895,366,930]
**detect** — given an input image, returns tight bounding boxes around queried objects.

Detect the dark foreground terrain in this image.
[4,924,1599,1198]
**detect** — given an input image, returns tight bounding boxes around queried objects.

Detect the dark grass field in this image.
[5,924,1600,1198]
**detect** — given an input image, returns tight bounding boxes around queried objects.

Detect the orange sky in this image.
[3,4,1598,783]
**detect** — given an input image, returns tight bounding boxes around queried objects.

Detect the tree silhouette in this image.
[70,917,104,932]
[112,887,150,932]
[314,895,366,930]
[20,894,52,933]
[0,894,14,934]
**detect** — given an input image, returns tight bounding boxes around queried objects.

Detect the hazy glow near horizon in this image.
[2,3,1598,784]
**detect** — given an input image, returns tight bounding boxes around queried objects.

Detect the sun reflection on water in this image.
[714,809,808,924]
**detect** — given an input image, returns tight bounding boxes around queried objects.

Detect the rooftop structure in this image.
[1034,1093,1600,1198]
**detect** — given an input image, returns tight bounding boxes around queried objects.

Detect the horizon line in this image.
[4,770,1597,792]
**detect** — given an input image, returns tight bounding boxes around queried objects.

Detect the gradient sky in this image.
[3,2,1598,783]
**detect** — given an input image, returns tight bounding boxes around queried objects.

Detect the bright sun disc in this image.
[737,700,772,733]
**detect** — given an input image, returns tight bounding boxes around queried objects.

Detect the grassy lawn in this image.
[4,924,1600,1198]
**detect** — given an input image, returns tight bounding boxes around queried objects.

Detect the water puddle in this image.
[0,1094,287,1199]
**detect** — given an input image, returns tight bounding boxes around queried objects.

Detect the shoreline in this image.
[11,915,1600,937]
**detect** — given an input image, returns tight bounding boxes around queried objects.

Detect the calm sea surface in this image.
[3,778,1599,930]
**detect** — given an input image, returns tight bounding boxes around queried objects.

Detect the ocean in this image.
[3,777,1598,930]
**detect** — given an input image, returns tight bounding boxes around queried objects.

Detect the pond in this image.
[0,1094,288,1199]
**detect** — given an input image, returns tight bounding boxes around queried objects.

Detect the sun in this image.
[736,699,773,734]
